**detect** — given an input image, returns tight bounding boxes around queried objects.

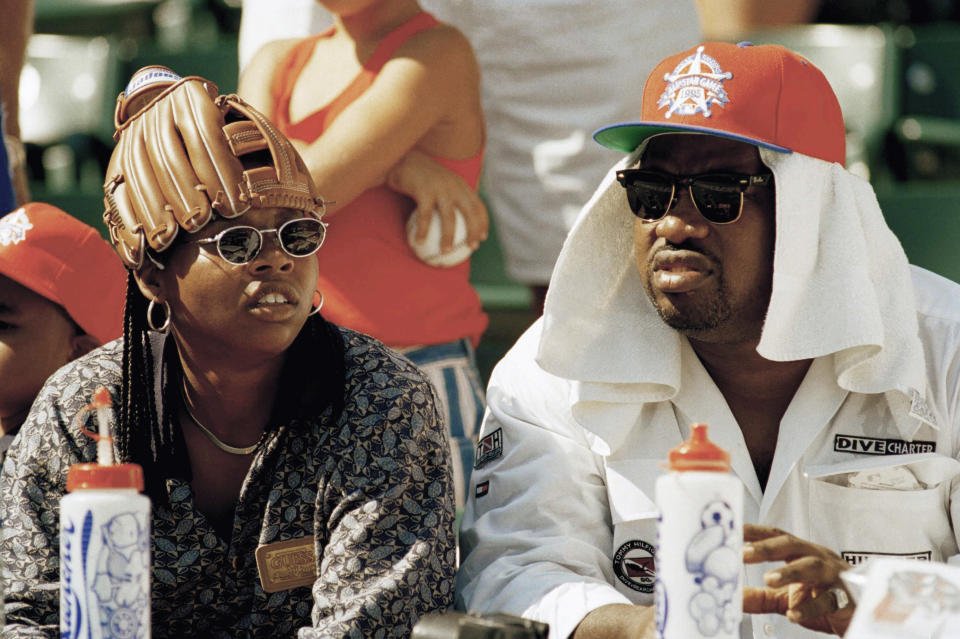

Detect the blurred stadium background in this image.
[20,0,960,383]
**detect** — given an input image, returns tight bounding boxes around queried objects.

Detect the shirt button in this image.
[763,622,776,636]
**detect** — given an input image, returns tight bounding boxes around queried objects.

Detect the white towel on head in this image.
[537,143,929,422]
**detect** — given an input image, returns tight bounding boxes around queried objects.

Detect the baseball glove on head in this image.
[103,65,325,270]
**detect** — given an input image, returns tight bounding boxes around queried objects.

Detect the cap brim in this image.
[593,121,794,155]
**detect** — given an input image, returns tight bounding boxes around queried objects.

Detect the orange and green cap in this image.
[594,41,846,166]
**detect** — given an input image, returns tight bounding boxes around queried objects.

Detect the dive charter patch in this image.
[834,434,935,456]
[841,550,932,566]
[614,540,656,593]
[474,428,503,469]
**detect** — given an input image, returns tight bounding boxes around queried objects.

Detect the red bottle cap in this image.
[667,423,731,472]
[66,463,144,491]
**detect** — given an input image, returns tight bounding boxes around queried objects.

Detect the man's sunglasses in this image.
[615,169,773,225]
[193,217,328,265]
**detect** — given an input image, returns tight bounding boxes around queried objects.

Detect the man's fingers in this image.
[742,586,789,616]
[764,556,842,590]
[743,524,788,542]
[785,587,847,623]
[743,533,819,564]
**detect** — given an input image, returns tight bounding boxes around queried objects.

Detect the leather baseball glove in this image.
[103,65,325,270]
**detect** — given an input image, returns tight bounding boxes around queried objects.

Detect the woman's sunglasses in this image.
[193,217,328,265]
[616,169,773,225]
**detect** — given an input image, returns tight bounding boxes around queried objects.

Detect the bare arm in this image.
[572,604,657,639]
[0,0,32,140]
[0,0,34,204]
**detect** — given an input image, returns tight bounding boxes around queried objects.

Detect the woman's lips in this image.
[248,283,301,321]
[651,250,716,293]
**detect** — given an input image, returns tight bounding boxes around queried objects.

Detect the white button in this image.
[763,622,776,636]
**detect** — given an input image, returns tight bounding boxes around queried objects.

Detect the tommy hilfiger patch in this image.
[841,550,931,566]
[834,434,935,456]
[475,481,489,498]
[614,540,656,594]
[474,429,503,469]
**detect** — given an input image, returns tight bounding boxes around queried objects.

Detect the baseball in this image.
[406,207,474,267]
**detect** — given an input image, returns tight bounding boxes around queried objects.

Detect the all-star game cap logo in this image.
[658,45,733,119]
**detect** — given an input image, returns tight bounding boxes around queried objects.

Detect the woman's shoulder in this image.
[239,36,311,113]
[337,326,431,391]
[393,19,478,76]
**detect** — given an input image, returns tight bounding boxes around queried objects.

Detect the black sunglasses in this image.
[194,217,328,265]
[616,169,773,224]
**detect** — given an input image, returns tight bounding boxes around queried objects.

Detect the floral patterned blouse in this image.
[1,327,456,638]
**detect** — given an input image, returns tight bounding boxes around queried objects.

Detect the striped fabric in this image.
[399,339,485,510]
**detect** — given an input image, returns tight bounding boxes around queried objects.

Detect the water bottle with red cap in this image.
[60,387,151,639]
[654,423,743,639]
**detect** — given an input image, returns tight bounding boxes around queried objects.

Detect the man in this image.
[456,42,960,639]
[0,202,125,460]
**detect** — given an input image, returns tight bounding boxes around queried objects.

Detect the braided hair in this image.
[116,268,346,503]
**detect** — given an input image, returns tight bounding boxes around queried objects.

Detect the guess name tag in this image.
[255,536,317,593]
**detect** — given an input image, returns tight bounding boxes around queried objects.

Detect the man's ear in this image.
[132,260,164,303]
[69,333,102,360]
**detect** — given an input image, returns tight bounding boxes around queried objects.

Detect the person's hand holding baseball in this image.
[742,524,854,636]
[387,149,488,253]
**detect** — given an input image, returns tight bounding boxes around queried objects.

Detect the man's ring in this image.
[829,586,851,611]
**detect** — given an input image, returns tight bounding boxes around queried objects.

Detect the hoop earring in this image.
[307,290,324,317]
[147,298,171,333]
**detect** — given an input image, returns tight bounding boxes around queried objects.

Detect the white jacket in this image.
[456,146,960,639]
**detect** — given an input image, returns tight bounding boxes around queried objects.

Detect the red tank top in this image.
[271,12,487,347]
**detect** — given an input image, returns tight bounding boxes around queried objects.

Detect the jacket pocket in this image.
[804,454,960,564]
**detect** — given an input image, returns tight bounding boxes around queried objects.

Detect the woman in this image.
[240,0,489,506]
[0,68,455,638]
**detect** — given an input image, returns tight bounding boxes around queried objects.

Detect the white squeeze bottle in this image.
[60,387,151,639]
[655,423,743,639]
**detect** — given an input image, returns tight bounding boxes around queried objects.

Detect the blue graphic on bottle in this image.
[654,578,668,639]
[684,500,739,636]
[62,509,149,639]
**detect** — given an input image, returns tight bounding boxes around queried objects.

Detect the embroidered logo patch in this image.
[0,209,33,246]
[834,434,935,456]
[474,428,503,469]
[841,550,931,566]
[614,539,656,593]
[658,45,733,119]
[475,481,489,498]
[909,389,938,427]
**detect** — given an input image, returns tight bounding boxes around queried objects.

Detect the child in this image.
[241,0,488,507]
[0,202,126,459]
